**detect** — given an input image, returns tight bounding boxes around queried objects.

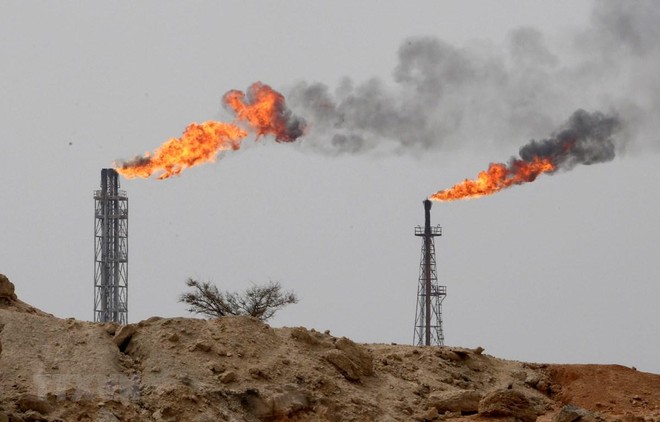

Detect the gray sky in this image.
[1,1,659,373]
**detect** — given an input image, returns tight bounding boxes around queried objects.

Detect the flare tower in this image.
[94,168,128,324]
[413,199,446,346]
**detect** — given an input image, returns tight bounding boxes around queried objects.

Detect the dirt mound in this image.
[0,273,658,421]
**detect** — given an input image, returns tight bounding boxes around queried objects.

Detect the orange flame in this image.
[115,82,304,180]
[116,122,247,180]
[224,82,301,142]
[429,157,556,201]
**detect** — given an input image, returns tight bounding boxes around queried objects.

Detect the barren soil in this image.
[1,275,658,421]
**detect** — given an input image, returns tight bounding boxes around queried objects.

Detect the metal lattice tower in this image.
[94,168,128,324]
[413,199,446,346]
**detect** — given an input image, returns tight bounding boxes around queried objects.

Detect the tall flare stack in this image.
[94,168,128,324]
[413,199,446,346]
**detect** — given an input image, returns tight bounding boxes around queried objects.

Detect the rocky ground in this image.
[1,273,659,422]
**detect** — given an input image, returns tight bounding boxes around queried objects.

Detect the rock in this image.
[113,324,137,351]
[207,362,225,374]
[242,385,311,419]
[188,341,212,353]
[428,389,482,414]
[553,404,602,422]
[103,322,119,336]
[267,387,310,417]
[220,371,237,384]
[17,394,53,415]
[414,406,440,421]
[434,349,463,362]
[478,389,540,422]
[248,367,267,379]
[524,372,542,388]
[290,327,320,345]
[323,338,374,382]
[334,337,373,376]
[324,349,362,382]
[0,274,17,302]
[453,349,472,359]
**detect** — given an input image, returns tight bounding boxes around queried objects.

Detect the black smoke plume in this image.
[286,0,659,156]
[520,110,622,172]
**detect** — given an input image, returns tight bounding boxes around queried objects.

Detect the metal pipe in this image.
[423,199,432,345]
[100,169,109,318]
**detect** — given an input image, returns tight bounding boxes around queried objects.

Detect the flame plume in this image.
[224,82,304,142]
[115,82,306,180]
[430,158,556,201]
[429,110,621,202]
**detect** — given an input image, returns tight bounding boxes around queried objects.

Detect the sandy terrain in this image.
[1,274,658,421]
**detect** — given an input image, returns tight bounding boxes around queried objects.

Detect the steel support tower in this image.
[413,199,446,346]
[94,168,128,324]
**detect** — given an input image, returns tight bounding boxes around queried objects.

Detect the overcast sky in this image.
[1,1,659,374]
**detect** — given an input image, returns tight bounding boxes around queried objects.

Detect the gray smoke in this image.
[286,0,659,156]
[519,109,621,171]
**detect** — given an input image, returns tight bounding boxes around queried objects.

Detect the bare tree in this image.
[179,278,298,321]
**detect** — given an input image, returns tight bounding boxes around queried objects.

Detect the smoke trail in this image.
[519,109,621,171]
[286,0,659,155]
[115,1,658,181]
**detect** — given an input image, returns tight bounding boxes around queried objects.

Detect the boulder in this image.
[220,371,237,384]
[478,389,540,422]
[242,385,311,419]
[113,324,137,351]
[553,404,602,422]
[103,322,119,336]
[323,338,374,382]
[0,274,17,302]
[334,337,373,376]
[17,394,53,415]
[473,346,485,355]
[324,349,362,382]
[290,327,320,345]
[428,389,482,414]
[434,349,463,362]
[187,341,212,353]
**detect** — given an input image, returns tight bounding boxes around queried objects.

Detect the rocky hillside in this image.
[1,274,659,422]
